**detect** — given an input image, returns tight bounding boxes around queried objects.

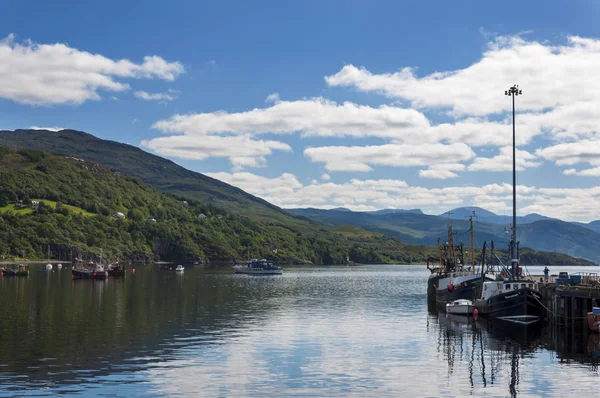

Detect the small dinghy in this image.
[45,263,53,270]
[175,264,184,272]
[446,299,474,315]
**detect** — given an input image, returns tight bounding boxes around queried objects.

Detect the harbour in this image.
[1,264,599,396]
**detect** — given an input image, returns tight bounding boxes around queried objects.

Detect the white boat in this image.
[446,299,474,315]
[175,264,184,272]
[57,263,63,270]
[45,263,53,270]
[233,259,282,275]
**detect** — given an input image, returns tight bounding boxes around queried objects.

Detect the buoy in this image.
[473,308,479,316]
[169,267,172,271]
[132,269,135,274]
[71,274,74,279]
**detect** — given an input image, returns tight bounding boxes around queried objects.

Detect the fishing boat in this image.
[431,216,490,304]
[3,264,29,276]
[446,299,474,315]
[107,260,125,277]
[473,85,546,325]
[175,264,184,272]
[233,259,282,275]
[72,262,108,280]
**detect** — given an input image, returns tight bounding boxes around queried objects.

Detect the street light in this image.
[505,85,522,279]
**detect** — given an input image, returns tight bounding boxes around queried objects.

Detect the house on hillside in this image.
[30,201,40,209]
[147,217,157,223]
[269,245,278,254]
[14,200,23,209]
[198,213,208,219]
[114,212,125,218]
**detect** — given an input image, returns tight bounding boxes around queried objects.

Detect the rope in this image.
[532,294,591,320]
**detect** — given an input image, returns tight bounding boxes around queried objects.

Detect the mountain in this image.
[366,209,423,215]
[440,206,554,225]
[574,220,600,233]
[0,129,292,222]
[289,207,600,263]
[0,147,435,264]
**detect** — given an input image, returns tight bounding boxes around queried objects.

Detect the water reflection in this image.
[1,264,600,396]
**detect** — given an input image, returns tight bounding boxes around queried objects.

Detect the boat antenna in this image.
[505,84,522,280]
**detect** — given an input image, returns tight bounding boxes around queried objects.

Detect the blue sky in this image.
[2,1,600,221]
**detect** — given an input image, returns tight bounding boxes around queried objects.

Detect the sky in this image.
[2,0,600,221]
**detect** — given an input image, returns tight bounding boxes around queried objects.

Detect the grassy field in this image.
[0,199,94,217]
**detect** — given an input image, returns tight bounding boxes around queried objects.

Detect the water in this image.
[1,264,599,397]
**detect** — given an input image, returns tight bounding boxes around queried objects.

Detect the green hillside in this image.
[0,147,436,264]
[0,129,295,222]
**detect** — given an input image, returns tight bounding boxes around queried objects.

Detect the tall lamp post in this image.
[505,84,522,279]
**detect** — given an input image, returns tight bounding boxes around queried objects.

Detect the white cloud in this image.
[0,34,184,105]
[468,147,542,172]
[152,97,430,140]
[134,90,178,102]
[321,173,330,181]
[29,126,65,132]
[265,92,280,103]
[140,134,291,170]
[206,171,600,221]
[325,35,600,117]
[304,143,475,176]
[536,140,600,167]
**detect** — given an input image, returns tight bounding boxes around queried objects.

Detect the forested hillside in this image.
[0,148,435,264]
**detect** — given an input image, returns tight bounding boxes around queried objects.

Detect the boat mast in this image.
[469,214,475,268]
[505,84,522,280]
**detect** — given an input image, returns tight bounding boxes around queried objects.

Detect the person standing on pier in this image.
[544,266,549,283]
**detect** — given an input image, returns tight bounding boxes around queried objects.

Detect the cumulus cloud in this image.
[152,97,430,140]
[134,90,179,102]
[206,171,600,221]
[321,173,330,181]
[304,143,475,176]
[468,147,542,172]
[265,92,280,103]
[0,34,184,105]
[325,35,600,117]
[140,135,291,163]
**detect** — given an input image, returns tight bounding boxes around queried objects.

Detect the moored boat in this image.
[446,299,474,315]
[107,261,125,277]
[175,264,184,272]
[2,267,17,276]
[233,259,282,275]
[72,262,108,280]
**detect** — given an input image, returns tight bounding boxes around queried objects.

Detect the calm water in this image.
[1,264,599,397]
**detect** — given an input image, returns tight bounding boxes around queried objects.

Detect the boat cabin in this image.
[481,280,538,301]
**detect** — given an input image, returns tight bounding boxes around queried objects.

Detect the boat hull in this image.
[427,273,445,297]
[446,304,474,315]
[474,288,546,325]
[436,278,481,304]
[72,270,108,280]
[108,269,125,277]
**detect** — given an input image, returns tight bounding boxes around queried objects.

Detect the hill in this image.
[0,129,296,223]
[0,147,440,264]
[440,206,554,225]
[289,207,600,263]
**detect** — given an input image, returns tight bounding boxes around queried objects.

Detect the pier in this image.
[538,272,600,328]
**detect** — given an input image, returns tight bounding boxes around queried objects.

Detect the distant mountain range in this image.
[289,207,600,263]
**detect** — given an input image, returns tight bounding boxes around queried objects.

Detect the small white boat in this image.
[45,263,53,270]
[57,263,63,270]
[175,265,184,272]
[446,299,474,315]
